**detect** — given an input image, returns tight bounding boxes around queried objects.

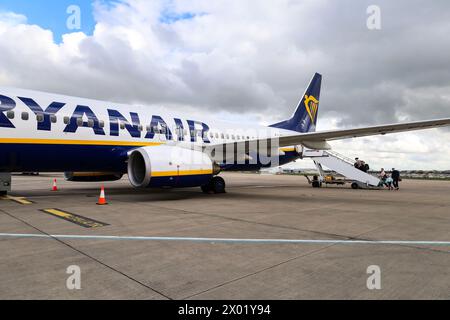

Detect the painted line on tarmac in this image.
[0,233,449,246]
[0,195,33,205]
[40,209,109,228]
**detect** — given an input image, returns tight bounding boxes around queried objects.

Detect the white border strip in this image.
[0,233,449,246]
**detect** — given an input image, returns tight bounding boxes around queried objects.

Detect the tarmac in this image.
[0,172,449,299]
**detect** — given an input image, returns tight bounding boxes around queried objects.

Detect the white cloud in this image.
[0,11,27,26]
[0,0,449,170]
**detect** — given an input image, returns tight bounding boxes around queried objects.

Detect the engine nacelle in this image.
[64,172,123,182]
[127,145,218,188]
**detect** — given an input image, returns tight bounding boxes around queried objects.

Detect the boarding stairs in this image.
[301,149,380,188]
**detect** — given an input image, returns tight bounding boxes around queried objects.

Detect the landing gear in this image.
[312,180,322,188]
[0,173,11,196]
[311,175,322,188]
[201,176,226,194]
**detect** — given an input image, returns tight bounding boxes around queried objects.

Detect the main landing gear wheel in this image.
[201,176,226,194]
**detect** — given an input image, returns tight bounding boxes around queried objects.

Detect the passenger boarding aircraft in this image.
[1,73,450,194]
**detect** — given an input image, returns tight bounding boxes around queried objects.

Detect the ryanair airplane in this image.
[1,73,449,194]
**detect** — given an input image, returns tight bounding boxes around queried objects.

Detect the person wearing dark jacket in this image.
[391,168,400,190]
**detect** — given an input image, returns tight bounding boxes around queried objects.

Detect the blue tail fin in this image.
[270,73,322,133]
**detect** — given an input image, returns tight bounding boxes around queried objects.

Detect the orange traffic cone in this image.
[97,185,108,205]
[52,179,58,191]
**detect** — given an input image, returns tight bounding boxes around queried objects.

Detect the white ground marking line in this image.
[0,233,449,246]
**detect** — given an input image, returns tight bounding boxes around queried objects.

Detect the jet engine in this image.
[127,145,220,188]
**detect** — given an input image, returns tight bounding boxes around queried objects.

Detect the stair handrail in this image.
[325,150,356,165]
[324,150,380,181]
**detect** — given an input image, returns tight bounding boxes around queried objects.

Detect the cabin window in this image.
[6,111,14,119]
[21,112,29,121]
[63,116,70,124]
[36,114,44,123]
[50,115,57,123]
[87,119,95,128]
[216,133,219,139]
[178,127,184,136]
[120,123,125,130]
[226,134,229,139]
[138,125,143,131]
[99,120,105,128]
[210,132,214,138]
[76,118,83,126]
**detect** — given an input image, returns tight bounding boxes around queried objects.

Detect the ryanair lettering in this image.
[64,105,105,135]
[0,95,16,128]
[18,97,65,131]
[0,94,211,143]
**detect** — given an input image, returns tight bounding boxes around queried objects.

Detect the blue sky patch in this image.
[0,0,204,43]
[160,11,203,24]
[0,0,98,43]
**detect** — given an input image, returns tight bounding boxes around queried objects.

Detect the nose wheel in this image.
[201,176,226,194]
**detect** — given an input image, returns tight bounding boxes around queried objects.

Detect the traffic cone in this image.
[52,179,58,191]
[97,185,108,205]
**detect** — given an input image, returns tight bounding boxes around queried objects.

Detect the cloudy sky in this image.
[0,0,450,170]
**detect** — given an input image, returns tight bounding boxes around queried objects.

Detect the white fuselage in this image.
[0,87,295,173]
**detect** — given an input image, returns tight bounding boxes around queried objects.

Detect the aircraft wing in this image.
[204,118,450,154]
[279,117,450,149]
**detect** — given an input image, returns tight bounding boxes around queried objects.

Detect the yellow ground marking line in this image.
[0,195,33,205]
[41,209,109,228]
[0,138,163,147]
[151,169,213,177]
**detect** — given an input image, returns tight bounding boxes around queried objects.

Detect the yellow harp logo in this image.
[304,95,319,122]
